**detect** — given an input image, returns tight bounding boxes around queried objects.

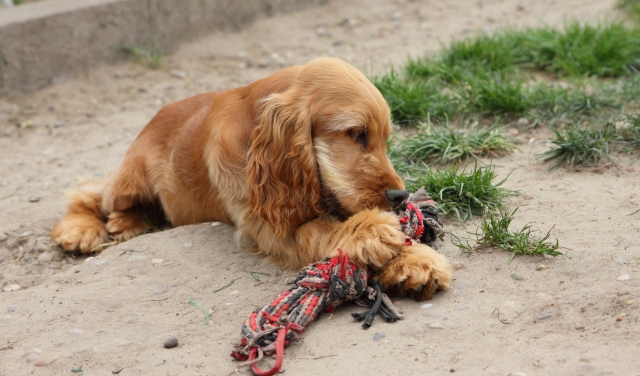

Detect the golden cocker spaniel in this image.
[52,57,451,300]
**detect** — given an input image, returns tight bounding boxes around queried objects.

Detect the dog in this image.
[51,57,451,300]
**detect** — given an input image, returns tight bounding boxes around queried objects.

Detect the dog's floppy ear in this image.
[246,92,322,238]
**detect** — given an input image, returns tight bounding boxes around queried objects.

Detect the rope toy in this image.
[229,187,443,376]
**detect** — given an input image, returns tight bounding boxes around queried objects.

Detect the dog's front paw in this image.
[330,208,406,270]
[375,243,451,301]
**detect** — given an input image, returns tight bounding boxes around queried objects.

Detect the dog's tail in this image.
[51,179,110,253]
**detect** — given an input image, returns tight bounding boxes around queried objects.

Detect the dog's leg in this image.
[291,208,405,270]
[51,180,109,253]
[101,159,162,244]
[375,243,452,301]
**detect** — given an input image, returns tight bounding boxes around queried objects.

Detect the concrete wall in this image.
[0,0,328,96]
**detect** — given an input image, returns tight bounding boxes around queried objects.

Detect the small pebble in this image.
[536,313,552,320]
[37,253,53,263]
[169,233,177,238]
[616,313,627,322]
[90,258,107,267]
[35,356,57,367]
[515,117,529,127]
[3,284,21,292]
[391,11,403,20]
[535,264,549,271]
[428,322,444,329]
[230,290,240,296]
[34,241,50,253]
[626,299,635,306]
[164,336,179,348]
[153,284,168,294]
[525,287,534,292]
[170,70,187,79]
[111,367,124,374]
[405,322,423,337]
[211,222,222,227]
[183,242,194,248]
[373,333,385,341]
[71,367,83,372]
[53,121,64,128]
[420,303,433,309]
[514,373,527,376]
[68,328,84,335]
[423,311,443,318]
[617,274,630,281]
[28,195,41,203]
[20,230,34,238]
[151,258,164,264]
[0,232,7,242]
[454,304,469,311]
[315,27,331,37]
[25,354,38,363]
[510,273,525,281]
[7,306,17,312]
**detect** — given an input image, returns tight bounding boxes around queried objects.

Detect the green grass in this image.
[374,21,640,125]
[409,22,640,79]
[118,44,163,69]
[540,123,618,170]
[405,162,518,221]
[452,208,562,260]
[619,113,640,148]
[392,119,517,164]
[372,70,458,124]
[619,0,640,20]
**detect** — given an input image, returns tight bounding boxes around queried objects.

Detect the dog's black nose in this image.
[385,189,410,209]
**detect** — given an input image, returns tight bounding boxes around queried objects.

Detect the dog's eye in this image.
[349,129,368,149]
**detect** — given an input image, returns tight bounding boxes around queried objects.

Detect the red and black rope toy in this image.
[230,188,444,376]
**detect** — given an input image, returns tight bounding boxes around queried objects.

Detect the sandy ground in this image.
[1,0,639,375]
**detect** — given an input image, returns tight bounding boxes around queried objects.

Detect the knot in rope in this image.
[396,187,445,244]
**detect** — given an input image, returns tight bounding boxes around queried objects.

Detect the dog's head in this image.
[247,58,405,237]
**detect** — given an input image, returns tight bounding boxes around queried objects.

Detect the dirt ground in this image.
[1,0,639,375]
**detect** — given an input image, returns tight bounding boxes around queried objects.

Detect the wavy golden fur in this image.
[51,58,451,300]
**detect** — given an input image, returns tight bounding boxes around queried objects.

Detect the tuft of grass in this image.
[619,113,640,149]
[118,44,163,69]
[618,0,640,20]
[461,72,532,115]
[405,161,518,221]
[540,123,617,170]
[394,118,517,164]
[452,208,562,260]
[372,69,457,124]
